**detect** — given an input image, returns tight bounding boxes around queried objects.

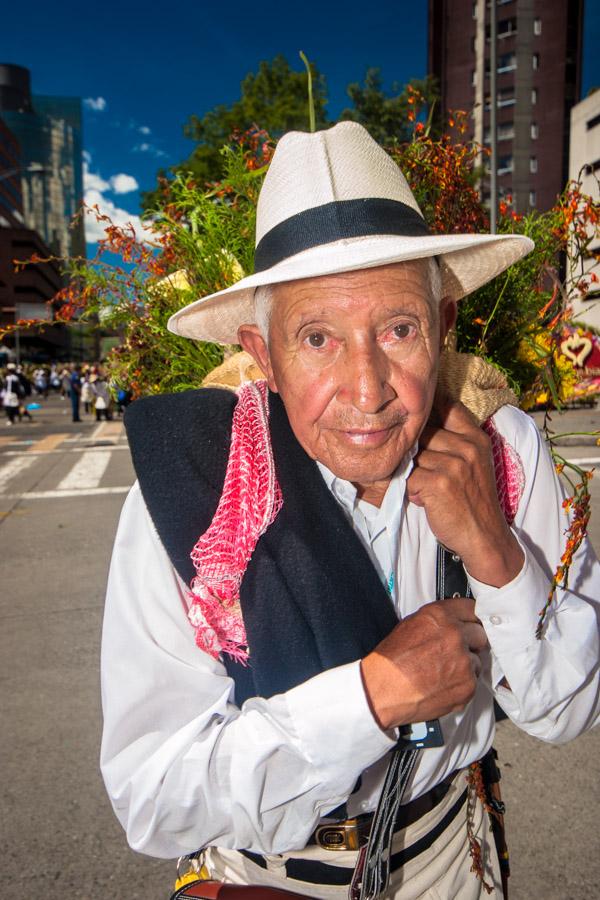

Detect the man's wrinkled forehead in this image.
[272,260,438,320]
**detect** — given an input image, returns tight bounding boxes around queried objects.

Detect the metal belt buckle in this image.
[313,818,368,852]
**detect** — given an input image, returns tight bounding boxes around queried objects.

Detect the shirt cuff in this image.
[284,660,397,779]
[468,537,547,641]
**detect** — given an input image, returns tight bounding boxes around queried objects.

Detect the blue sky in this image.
[2,0,599,251]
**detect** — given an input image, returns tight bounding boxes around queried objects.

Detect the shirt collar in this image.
[316,443,418,528]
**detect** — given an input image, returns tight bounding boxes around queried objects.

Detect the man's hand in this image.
[360,598,488,730]
[406,400,523,587]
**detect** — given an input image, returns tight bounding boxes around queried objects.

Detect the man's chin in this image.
[324,453,403,489]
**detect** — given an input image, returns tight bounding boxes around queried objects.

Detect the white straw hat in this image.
[168,121,534,345]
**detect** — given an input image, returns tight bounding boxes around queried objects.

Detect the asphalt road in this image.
[0,395,599,900]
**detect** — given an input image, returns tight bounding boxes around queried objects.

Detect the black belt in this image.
[240,777,467,887]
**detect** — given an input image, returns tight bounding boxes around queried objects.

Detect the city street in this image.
[1,394,599,899]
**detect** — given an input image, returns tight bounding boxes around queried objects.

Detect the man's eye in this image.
[393,323,413,340]
[307,332,326,348]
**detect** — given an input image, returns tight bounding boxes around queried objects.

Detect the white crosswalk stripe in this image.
[57,450,112,491]
[1,432,133,500]
[0,455,38,492]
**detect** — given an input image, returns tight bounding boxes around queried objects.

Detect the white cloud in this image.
[82,154,151,247]
[83,161,109,193]
[84,97,107,112]
[132,141,167,159]
[139,125,151,135]
[110,173,139,194]
[84,187,153,245]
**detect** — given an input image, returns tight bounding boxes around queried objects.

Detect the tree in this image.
[144,55,328,204]
[143,58,442,209]
[340,70,440,145]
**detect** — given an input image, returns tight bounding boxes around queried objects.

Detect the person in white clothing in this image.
[101,123,600,899]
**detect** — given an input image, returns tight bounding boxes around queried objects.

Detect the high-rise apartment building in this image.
[428,0,584,214]
[0,63,85,258]
[569,91,600,329]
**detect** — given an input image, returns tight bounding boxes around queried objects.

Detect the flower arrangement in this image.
[3,100,599,638]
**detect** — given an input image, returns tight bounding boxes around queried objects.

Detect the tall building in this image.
[0,66,78,361]
[428,0,584,214]
[0,63,85,258]
[569,91,600,330]
[0,115,24,228]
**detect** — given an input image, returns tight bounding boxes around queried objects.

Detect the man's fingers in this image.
[463,621,489,654]
[469,651,483,682]
[418,424,481,458]
[436,596,479,622]
[433,397,481,436]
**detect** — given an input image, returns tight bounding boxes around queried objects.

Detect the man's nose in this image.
[337,340,395,412]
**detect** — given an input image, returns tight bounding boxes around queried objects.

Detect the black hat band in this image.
[254,198,430,273]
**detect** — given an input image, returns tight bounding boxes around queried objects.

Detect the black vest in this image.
[125,388,405,704]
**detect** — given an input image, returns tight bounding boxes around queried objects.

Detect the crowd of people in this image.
[0,361,132,425]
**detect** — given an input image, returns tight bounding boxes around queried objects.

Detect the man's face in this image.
[239,261,456,502]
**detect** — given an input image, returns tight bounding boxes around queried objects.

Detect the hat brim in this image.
[167,232,534,345]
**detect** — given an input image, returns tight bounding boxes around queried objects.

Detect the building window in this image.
[533,53,540,70]
[587,113,600,130]
[529,190,536,207]
[473,1,477,18]
[498,52,517,72]
[498,17,517,38]
[534,18,542,35]
[486,17,517,40]
[498,122,515,141]
[530,156,538,173]
[531,88,538,105]
[483,123,514,143]
[498,155,514,175]
[497,87,516,108]
[531,122,539,139]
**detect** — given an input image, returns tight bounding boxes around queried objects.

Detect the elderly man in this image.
[101,123,600,899]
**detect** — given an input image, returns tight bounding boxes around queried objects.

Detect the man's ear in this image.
[237,325,278,393]
[438,296,458,349]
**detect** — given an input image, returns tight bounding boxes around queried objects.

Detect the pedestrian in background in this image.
[60,367,71,399]
[91,374,112,421]
[81,372,94,414]
[69,364,82,423]
[33,367,48,398]
[2,362,22,426]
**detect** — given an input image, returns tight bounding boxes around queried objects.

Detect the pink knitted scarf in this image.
[186,380,282,663]
[186,381,524,663]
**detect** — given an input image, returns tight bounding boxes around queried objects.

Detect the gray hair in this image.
[254,257,443,344]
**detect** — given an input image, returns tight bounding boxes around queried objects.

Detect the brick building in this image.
[428,0,584,213]
[569,91,600,329]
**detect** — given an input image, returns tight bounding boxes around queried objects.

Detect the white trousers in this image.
[205,772,504,899]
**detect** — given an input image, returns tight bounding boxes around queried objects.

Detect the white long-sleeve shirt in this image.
[100,404,600,859]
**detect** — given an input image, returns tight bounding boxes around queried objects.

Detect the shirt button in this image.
[489,615,502,626]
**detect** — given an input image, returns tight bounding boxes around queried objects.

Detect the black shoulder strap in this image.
[438,545,472,601]
[352,547,472,899]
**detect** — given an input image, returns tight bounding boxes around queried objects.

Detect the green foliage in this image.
[143,56,440,208]
[340,72,440,145]
[109,141,271,395]
[456,208,564,398]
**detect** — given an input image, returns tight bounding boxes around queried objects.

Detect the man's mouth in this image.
[341,426,396,446]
